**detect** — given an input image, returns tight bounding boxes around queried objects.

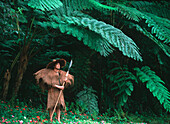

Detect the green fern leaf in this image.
[142,13,170,45]
[76,85,99,115]
[134,66,170,112]
[57,23,114,56]
[65,17,142,61]
[28,0,63,11]
[107,62,137,108]
[125,88,131,96]
[131,23,170,57]
[129,1,170,19]
[126,1,170,45]
[113,3,143,22]
[62,0,118,15]
[45,1,143,60]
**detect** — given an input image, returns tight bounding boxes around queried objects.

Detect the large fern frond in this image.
[134,66,170,112]
[112,3,143,22]
[54,13,142,60]
[34,0,143,60]
[36,21,114,56]
[106,61,138,108]
[106,1,170,46]
[28,0,117,13]
[130,23,170,57]
[142,13,170,45]
[28,0,63,11]
[76,85,99,115]
[66,17,142,61]
[129,1,170,19]
[62,0,118,13]
[126,1,170,45]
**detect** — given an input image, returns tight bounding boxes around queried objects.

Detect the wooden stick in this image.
[51,60,72,121]
[50,81,65,121]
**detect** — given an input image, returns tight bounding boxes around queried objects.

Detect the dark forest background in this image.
[0,0,170,118]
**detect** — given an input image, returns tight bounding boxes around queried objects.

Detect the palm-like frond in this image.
[129,1,170,19]
[113,3,143,22]
[106,1,170,46]
[142,13,170,45]
[36,21,114,56]
[65,0,142,21]
[54,9,142,60]
[30,0,143,60]
[76,85,99,115]
[59,23,114,56]
[37,9,142,60]
[106,61,138,108]
[126,1,170,45]
[28,0,117,13]
[130,23,170,57]
[134,66,170,112]
[64,17,142,60]
[28,0,63,11]
[78,18,142,60]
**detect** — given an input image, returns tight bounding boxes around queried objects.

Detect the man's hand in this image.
[54,85,64,90]
[64,77,67,82]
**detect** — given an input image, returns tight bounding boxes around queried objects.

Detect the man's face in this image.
[55,63,60,70]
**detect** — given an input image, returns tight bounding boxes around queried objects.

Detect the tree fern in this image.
[130,23,170,57]
[62,0,143,22]
[126,1,170,45]
[51,14,142,60]
[106,61,138,109]
[76,85,99,115]
[134,66,170,112]
[62,0,118,14]
[142,13,170,45]
[74,17,142,61]
[31,0,143,61]
[28,0,117,13]
[106,1,170,46]
[129,1,170,19]
[58,2,143,61]
[36,21,114,56]
[28,0,63,11]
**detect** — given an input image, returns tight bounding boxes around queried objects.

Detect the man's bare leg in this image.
[49,108,53,122]
[56,107,61,123]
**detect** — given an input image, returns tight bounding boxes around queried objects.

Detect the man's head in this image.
[55,62,61,70]
[46,59,66,69]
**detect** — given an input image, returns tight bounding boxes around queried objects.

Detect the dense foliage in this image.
[0,0,170,123]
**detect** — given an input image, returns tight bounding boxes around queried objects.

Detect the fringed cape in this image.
[34,68,74,110]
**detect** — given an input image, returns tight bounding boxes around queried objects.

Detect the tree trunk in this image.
[2,69,11,100]
[13,48,28,97]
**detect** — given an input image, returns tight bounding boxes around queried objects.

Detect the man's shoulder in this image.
[60,70,67,73]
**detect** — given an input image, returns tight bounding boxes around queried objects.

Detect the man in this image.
[34,59,74,123]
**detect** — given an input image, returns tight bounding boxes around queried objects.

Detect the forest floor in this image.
[126,113,169,124]
[0,100,169,124]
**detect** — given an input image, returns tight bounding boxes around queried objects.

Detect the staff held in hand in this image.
[34,59,74,123]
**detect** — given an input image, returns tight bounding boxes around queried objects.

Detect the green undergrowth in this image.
[0,100,169,124]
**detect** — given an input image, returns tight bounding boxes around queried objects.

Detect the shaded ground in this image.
[0,100,169,124]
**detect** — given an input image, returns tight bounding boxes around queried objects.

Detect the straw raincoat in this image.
[34,59,74,110]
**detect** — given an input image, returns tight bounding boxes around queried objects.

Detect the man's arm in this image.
[53,77,67,90]
[54,85,64,90]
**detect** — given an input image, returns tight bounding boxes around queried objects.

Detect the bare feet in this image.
[50,119,53,122]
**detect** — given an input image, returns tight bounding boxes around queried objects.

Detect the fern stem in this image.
[89,0,117,11]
